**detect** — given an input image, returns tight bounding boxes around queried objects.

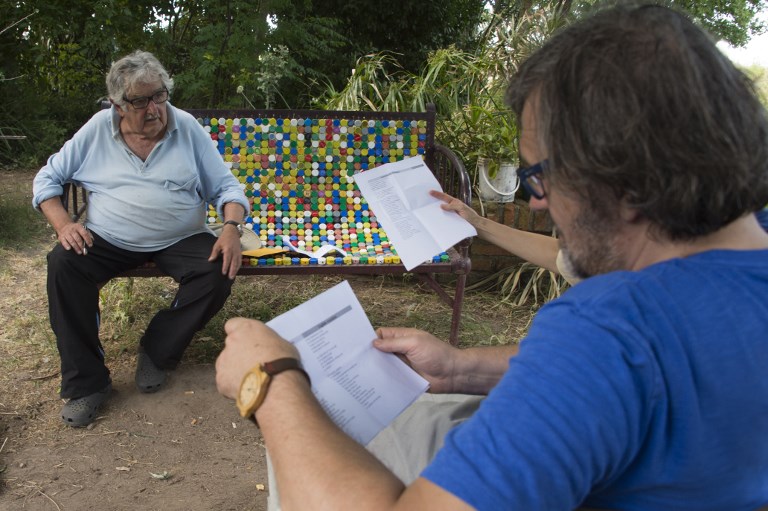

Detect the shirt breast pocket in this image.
[164,176,203,208]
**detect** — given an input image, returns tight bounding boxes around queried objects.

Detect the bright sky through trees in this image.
[719,34,768,67]
[718,11,768,67]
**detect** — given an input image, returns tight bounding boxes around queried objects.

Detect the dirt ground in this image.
[1,365,269,511]
[0,169,531,510]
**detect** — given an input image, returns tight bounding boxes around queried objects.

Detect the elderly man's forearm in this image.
[222,202,246,222]
[39,197,75,233]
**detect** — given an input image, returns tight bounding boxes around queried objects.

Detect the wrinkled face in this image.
[116,81,168,139]
[520,99,624,280]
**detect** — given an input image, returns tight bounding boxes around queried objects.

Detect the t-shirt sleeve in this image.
[422,288,660,510]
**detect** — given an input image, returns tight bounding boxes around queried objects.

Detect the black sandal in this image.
[135,348,167,393]
[61,384,112,427]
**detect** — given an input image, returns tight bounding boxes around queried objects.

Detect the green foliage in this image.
[0,0,160,166]
[323,52,412,111]
[1,0,766,167]
[742,64,768,107]
[0,184,49,249]
[233,44,295,110]
[320,6,567,182]
[464,104,520,177]
[300,0,487,96]
[673,0,767,47]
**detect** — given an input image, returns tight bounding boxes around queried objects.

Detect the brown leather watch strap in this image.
[223,220,243,237]
[263,358,311,386]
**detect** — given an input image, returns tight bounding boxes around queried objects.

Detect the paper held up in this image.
[353,156,477,271]
[266,280,428,445]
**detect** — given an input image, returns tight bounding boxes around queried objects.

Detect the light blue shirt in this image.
[33,104,249,251]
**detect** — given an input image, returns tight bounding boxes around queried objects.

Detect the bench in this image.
[63,104,472,344]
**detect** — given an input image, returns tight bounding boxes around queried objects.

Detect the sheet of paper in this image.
[266,280,429,445]
[281,235,348,258]
[353,156,477,270]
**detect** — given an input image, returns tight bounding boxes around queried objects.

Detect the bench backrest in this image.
[189,105,467,266]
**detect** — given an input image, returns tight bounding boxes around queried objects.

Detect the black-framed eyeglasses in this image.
[123,88,169,109]
[517,159,548,199]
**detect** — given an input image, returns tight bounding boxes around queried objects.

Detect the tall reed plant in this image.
[320,5,573,174]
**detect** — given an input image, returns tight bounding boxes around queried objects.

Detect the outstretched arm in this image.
[430,190,560,273]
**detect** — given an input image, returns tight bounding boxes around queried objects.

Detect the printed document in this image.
[266,280,429,445]
[353,156,477,270]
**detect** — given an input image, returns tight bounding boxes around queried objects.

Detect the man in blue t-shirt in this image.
[215,4,768,510]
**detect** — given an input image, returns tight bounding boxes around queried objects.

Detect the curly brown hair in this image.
[508,3,768,241]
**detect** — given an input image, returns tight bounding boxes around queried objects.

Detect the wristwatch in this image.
[223,220,243,237]
[236,358,311,419]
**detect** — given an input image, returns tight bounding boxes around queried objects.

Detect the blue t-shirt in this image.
[424,249,768,510]
[757,208,768,231]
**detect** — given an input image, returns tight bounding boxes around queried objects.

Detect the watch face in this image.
[235,359,306,419]
[237,370,265,415]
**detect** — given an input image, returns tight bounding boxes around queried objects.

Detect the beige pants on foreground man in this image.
[266,394,484,510]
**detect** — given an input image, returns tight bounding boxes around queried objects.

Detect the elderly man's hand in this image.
[215,317,301,400]
[57,222,94,255]
[209,228,242,279]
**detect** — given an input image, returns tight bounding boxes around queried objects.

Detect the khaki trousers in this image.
[267,393,484,510]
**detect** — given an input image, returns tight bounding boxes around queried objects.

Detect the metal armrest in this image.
[61,183,88,221]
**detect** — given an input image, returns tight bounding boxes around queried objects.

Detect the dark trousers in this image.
[47,232,234,399]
